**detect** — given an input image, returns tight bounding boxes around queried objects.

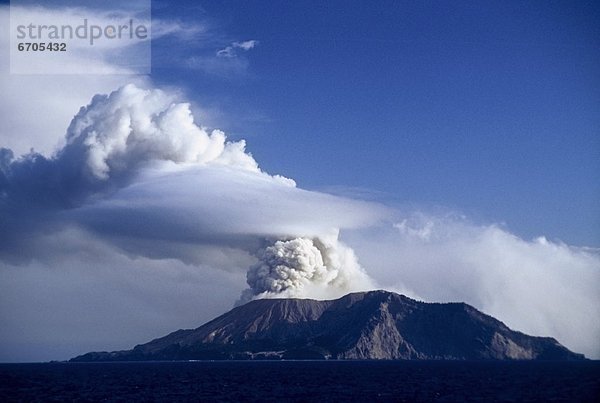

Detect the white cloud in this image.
[151,19,206,40]
[343,212,600,358]
[184,39,258,77]
[234,40,258,51]
[216,39,258,58]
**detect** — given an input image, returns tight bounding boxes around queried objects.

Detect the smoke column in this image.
[239,236,375,303]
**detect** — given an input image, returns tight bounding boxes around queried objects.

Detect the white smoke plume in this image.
[0,83,381,299]
[240,236,374,303]
[0,84,263,214]
[62,84,259,181]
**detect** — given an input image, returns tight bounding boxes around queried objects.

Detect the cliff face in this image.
[71,290,584,361]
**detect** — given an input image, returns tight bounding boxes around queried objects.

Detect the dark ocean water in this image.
[0,360,598,402]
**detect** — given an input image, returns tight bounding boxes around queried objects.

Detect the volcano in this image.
[71,290,584,361]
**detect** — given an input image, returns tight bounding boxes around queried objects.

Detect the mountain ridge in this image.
[71,290,585,361]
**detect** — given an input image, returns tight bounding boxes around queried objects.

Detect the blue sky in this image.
[151,0,599,246]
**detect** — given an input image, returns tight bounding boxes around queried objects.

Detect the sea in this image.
[1,360,599,402]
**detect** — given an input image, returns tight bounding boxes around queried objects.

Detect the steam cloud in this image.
[62,84,258,181]
[0,84,259,210]
[240,237,374,303]
[0,84,378,301]
[1,83,598,360]
[344,212,600,357]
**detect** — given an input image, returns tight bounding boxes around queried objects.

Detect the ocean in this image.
[1,360,598,401]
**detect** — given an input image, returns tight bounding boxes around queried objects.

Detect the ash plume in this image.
[239,236,374,304]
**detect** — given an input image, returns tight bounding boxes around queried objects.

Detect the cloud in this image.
[151,19,207,40]
[0,83,384,290]
[0,84,255,214]
[343,212,600,358]
[184,39,259,77]
[216,39,258,58]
